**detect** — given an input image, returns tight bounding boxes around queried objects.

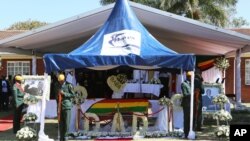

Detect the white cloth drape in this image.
[202,66,222,83]
[176,74,183,94]
[27,100,42,123]
[154,106,169,132]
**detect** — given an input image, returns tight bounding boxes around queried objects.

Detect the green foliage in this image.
[7,20,48,30]
[230,17,249,28]
[100,0,247,28]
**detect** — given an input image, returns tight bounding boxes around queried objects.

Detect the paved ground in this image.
[0,103,249,141]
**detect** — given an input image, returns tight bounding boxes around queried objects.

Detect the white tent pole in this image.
[188,70,195,139]
[181,69,184,83]
[235,49,242,107]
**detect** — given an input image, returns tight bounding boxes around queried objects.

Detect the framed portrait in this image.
[202,83,223,111]
[22,75,51,100]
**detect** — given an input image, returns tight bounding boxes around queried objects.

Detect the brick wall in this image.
[226,57,250,102]
[0,58,45,77]
[241,58,250,102]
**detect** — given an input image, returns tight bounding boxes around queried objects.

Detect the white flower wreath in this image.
[16,126,37,140]
[23,94,39,105]
[23,112,37,122]
[107,74,127,93]
[132,112,148,133]
[83,113,100,132]
[111,112,125,132]
[214,125,229,138]
[213,110,232,121]
[171,94,183,108]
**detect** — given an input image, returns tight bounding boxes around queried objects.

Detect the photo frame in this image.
[22,75,51,100]
[202,83,223,111]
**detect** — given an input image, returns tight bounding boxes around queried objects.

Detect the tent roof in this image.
[43,0,195,72]
[0,1,250,56]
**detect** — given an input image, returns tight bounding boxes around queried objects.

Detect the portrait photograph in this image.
[202,84,222,111]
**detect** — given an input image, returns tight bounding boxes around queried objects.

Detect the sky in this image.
[0,0,249,30]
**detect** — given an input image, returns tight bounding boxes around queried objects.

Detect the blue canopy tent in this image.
[43,0,195,72]
[43,0,196,138]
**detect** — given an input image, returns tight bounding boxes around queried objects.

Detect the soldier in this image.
[194,72,204,131]
[56,74,75,141]
[181,71,192,138]
[12,74,25,134]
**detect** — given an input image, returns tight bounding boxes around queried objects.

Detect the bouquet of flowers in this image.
[23,112,37,122]
[213,110,232,121]
[214,57,230,71]
[23,94,39,105]
[16,126,37,141]
[149,78,161,84]
[159,96,172,107]
[214,125,229,138]
[212,94,229,107]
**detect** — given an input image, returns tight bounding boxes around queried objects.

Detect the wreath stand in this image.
[38,74,54,141]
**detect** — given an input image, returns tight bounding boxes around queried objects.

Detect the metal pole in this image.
[188,70,195,139]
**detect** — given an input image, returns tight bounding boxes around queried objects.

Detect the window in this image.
[246,59,250,85]
[7,61,30,76]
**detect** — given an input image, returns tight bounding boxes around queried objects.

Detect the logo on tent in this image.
[101,30,141,55]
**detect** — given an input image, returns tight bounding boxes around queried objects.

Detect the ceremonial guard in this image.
[181,72,192,138]
[194,72,204,131]
[56,74,75,141]
[12,74,25,134]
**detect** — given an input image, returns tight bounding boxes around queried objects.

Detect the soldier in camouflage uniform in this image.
[12,74,25,134]
[56,74,75,141]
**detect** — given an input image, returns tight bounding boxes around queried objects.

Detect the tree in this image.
[230,17,249,28]
[7,20,48,30]
[100,0,247,28]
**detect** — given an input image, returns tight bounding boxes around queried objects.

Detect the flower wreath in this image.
[107,74,127,93]
[16,126,37,140]
[132,112,148,133]
[23,94,39,105]
[111,112,125,132]
[83,113,100,132]
[23,112,38,122]
[171,94,183,107]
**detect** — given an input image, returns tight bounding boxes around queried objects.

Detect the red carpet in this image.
[0,115,13,132]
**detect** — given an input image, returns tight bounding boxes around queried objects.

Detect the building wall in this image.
[226,57,250,102]
[0,58,45,78]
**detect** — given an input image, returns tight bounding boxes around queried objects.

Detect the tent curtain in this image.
[201,66,222,83]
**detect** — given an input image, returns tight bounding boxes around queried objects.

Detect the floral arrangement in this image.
[23,94,39,105]
[214,57,230,71]
[149,78,161,84]
[68,131,133,139]
[213,110,232,121]
[144,130,184,138]
[132,112,148,133]
[159,96,172,107]
[107,74,127,92]
[171,94,183,107]
[72,90,86,105]
[16,126,37,140]
[212,94,229,109]
[214,125,229,138]
[111,112,125,132]
[83,113,100,132]
[23,112,37,122]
